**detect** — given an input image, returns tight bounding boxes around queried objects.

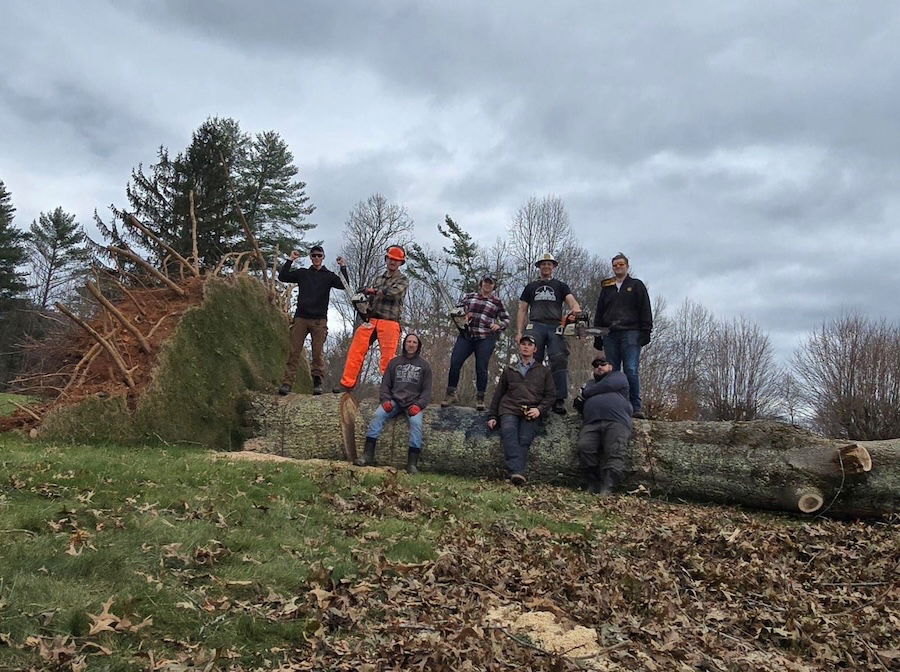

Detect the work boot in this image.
[475,394,486,412]
[405,449,420,475]
[552,399,567,415]
[441,388,458,407]
[510,473,527,487]
[355,437,377,467]
[312,376,323,395]
[632,410,645,419]
[597,470,618,497]
[583,472,601,494]
[333,383,354,394]
[277,383,291,396]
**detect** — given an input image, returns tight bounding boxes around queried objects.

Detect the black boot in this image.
[277,383,291,396]
[312,376,323,395]
[583,471,601,494]
[597,469,618,496]
[476,394,486,412]
[356,437,376,467]
[405,449,420,475]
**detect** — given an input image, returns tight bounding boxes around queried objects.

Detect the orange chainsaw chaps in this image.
[339,318,401,388]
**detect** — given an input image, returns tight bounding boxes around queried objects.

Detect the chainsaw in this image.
[332,260,371,321]
[555,310,608,339]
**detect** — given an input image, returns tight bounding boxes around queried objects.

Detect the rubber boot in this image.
[405,449,420,475]
[356,437,376,467]
[597,469,618,496]
[312,375,323,395]
[441,388,458,408]
[476,394,486,412]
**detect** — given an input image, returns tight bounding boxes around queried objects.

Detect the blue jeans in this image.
[499,414,538,476]
[527,322,569,400]
[603,329,641,412]
[447,334,498,394]
[366,404,424,452]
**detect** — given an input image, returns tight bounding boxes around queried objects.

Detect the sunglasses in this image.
[309,253,324,258]
[592,360,609,367]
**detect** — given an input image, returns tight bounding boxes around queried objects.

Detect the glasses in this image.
[612,262,627,267]
[592,360,608,367]
[310,253,324,258]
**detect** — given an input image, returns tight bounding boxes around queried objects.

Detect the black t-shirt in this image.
[520,278,572,324]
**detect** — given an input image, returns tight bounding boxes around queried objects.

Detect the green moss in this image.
[39,277,309,449]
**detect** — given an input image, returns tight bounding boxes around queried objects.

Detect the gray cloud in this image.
[3,0,900,365]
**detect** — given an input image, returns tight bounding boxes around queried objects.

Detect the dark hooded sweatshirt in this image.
[380,334,433,410]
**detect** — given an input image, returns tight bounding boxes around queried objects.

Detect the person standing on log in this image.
[334,245,409,392]
[277,246,349,396]
[442,274,510,411]
[358,333,432,474]
[573,356,633,495]
[594,252,652,419]
[516,253,582,416]
[486,334,556,486]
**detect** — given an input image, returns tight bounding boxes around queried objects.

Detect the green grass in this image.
[0,435,614,670]
[0,393,37,418]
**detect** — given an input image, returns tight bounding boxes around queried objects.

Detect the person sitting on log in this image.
[334,245,409,392]
[572,356,632,496]
[442,274,510,411]
[486,334,556,486]
[277,246,349,396]
[358,333,432,474]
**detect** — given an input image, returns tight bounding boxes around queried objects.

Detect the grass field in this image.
[0,435,896,671]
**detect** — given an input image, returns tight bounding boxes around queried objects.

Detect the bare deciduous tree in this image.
[508,195,576,282]
[793,313,900,440]
[701,316,781,421]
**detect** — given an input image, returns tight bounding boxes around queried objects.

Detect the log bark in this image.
[241,392,899,519]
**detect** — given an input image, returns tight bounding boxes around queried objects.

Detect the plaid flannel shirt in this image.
[456,292,510,339]
[369,270,409,321]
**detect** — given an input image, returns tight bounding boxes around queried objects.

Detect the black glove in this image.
[639,330,651,347]
[593,335,604,351]
[572,395,584,415]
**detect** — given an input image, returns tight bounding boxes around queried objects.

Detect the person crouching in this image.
[486,334,555,486]
[573,357,633,495]
[358,333,433,474]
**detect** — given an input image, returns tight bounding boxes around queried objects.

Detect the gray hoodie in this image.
[379,334,433,410]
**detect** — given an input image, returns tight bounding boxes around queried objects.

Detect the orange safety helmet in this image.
[385,245,406,264]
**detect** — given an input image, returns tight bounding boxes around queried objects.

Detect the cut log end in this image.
[795,487,825,513]
[838,444,872,474]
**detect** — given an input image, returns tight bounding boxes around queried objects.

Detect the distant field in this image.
[0,392,37,417]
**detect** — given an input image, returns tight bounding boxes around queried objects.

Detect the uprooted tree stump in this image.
[242,393,899,518]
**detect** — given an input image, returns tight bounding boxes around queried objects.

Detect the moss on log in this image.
[242,393,899,518]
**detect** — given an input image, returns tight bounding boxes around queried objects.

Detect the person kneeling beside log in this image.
[573,356,632,496]
[358,333,432,474]
[486,334,555,486]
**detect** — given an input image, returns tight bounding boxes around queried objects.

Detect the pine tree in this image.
[241,130,316,255]
[96,118,316,270]
[0,179,28,308]
[438,215,487,293]
[27,207,90,309]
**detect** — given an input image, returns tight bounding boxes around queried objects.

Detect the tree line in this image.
[1,119,899,442]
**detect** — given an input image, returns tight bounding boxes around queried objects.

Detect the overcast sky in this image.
[3,1,900,362]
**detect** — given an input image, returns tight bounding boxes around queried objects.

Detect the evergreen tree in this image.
[0,179,28,308]
[27,207,90,309]
[241,130,316,254]
[438,215,487,293]
[96,118,316,269]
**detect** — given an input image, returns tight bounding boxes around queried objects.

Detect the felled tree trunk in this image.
[241,392,899,518]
